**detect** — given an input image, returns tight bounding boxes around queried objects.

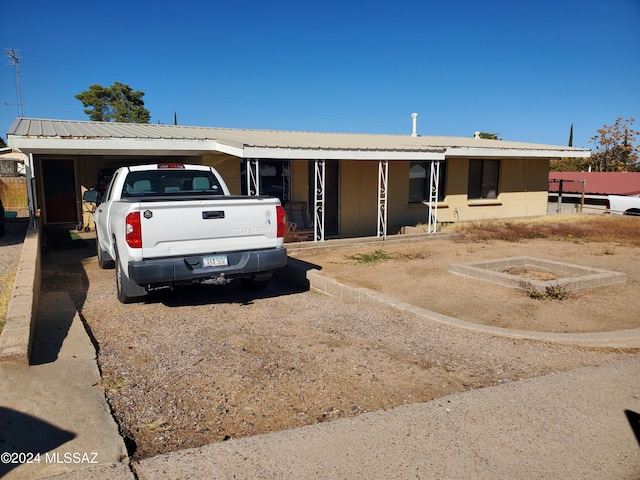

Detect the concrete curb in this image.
[280,257,640,349]
[0,222,40,364]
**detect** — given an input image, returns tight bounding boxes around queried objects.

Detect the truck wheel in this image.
[116,254,137,304]
[96,232,115,269]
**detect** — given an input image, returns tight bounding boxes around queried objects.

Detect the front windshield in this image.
[122,170,224,197]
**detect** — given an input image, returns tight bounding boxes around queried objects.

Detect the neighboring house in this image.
[0,147,28,217]
[548,171,640,214]
[7,117,590,240]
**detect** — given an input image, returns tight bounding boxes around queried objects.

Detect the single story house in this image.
[548,171,640,214]
[7,117,590,241]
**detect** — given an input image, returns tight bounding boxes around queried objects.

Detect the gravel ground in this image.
[0,219,29,325]
[35,233,638,461]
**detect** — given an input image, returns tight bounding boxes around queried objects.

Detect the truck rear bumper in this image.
[128,247,287,286]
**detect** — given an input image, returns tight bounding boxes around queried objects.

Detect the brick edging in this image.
[0,222,41,363]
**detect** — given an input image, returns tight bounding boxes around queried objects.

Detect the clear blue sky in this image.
[1,0,638,148]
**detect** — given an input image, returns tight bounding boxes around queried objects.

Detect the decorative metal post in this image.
[246,159,260,196]
[427,161,440,234]
[377,160,389,239]
[314,159,325,241]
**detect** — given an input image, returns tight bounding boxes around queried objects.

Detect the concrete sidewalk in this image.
[0,292,132,480]
[133,356,640,479]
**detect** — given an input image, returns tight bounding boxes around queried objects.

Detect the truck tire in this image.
[96,231,115,269]
[115,252,143,304]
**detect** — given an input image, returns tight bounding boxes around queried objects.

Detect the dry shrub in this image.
[444,215,640,246]
[396,251,431,260]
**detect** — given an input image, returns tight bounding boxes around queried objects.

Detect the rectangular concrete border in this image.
[448,255,627,292]
[0,220,41,364]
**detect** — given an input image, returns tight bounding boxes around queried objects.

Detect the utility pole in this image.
[5,48,24,117]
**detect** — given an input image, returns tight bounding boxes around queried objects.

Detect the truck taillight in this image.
[276,205,286,238]
[126,212,142,248]
[157,163,185,169]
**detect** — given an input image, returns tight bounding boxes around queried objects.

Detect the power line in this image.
[5,49,24,117]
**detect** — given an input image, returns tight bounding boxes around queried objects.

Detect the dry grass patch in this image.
[0,271,17,331]
[441,214,640,246]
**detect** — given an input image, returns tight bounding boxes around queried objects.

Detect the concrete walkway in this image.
[0,292,132,480]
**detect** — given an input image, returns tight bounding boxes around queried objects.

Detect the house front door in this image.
[42,159,77,224]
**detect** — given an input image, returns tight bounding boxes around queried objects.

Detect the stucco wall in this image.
[290,160,309,202]
[338,157,550,235]
[429,157,549,224]
[340,161,379,237]
[201,154,241,194]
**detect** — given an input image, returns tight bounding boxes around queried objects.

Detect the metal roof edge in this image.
[243,146,446,160]
[7,118,593,158]
[446,146,591,159]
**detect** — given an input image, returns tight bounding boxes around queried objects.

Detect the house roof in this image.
[549,171,640,195]
[7,117,591,160]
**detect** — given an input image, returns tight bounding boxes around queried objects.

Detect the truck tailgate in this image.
[136,197,283,258]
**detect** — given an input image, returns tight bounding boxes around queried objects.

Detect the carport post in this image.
[427,160,440,234]
[24,153,37,226]
[377,160,388,239]
[246,159,260,196]
[313,159,325,241]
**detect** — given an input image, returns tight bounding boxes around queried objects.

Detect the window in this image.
[241,160,291,203]
[104,171,120,202]
[121,170,224,197]
[468,159,499,199]
[409,161,446,203]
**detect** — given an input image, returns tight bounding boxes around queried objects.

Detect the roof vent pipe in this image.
[411,113,418,137]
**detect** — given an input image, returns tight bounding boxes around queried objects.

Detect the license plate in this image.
[203,254,228,268]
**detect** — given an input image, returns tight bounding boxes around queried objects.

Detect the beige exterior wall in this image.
[201,154,241,194]
[335,157,550,236]
[438,157,549,223]
[340,161,379,237]
[290,160,309,202]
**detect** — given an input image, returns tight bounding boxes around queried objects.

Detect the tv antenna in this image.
[5,48,24,117]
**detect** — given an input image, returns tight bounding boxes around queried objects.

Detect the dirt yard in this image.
[41,215,639,461]
[288,229,640,333]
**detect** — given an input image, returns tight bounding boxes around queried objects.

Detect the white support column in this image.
[377,160,389,239]
[246,158,260,196]
[427,160,440,234]
[313,159,325,242]
[26,153,36,226]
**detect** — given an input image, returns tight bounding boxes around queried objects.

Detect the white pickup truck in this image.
[83,163,287,303]
[607,195,640,216]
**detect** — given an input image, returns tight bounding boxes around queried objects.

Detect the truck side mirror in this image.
[83,188,103,204]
